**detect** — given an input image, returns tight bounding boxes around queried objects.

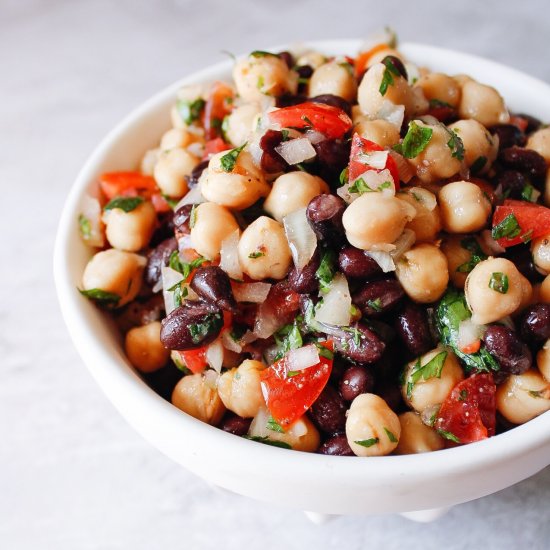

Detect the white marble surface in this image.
[2,1,550,548]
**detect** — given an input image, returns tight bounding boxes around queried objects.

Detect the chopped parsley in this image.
[281,129,290,141]
[176,97,205,126]
[489,272,509,294]
[399,120,433,159]
[366,298,383,312]
[339,166,349,187]
[446,128,465,161]
[243,435,291,449]
[470,156,487,175]
[301,114,314,127]
[250,50,278,58]
[458,389,469,402]
[266,416,285,433]
[437,429,461,444]
[161,194,180,209]
[491,213,521,240]
[354,438,379,448]
[256,75,265,90]
[78,288,120,307]
[273,321,303,362]
[168,251,206,280]
[384,427,398,443]
[248,250,265,259]
[189,204,197,229]
[315,248,337,293]
[429,98,452,109]
[406,351,448,399]
[315,343,334,360]
[167,281,188,308]
[456,237,487,273]
[521,183,536,202]
[348,178,391,195]
[188,312,223,344]
[220,142,247,172]
[528,389,547,399]
[229,324,247,343]
[104,196,144,213]
[379,56,401,96]
[78,214,92,239]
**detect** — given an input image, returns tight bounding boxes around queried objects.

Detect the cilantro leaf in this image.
[384,427,398,443]
[273,321,303,362]
[220,142,247,172]
[437,429,461,443]
[491,213,521,240]
[250,50,278,58]
[470,156,487,175]
[489,272,509,294]
[354,438,379,448]
[456,237,487,274]
[446,128,465,161]
[266,416,285,433]
[248,251,265,259]
[78,288,120,307]
[104,196,144,213]
[168,251,206,281]
[176,97,205,126]
[243,435,291,449]
[400,120,433,159]
[406,351,448,399]
[188,312,223,344]
[315,248,337,293]
[379,56,401,96]
[78,214,92,239]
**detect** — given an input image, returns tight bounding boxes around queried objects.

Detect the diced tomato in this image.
[203,81,234,140]
[492,200,550,248]
[222,310,233,331]
[509,115,529,133]
[99,171,157,200]
[435,373,496,445]
[354,43,390,77]
[203,137,231,159]
[177,347,208,374]
[348,133,400,188]
[260,341,334,428]
[459,340,481,354]
[268,102,352,139]
[151,192,172,213]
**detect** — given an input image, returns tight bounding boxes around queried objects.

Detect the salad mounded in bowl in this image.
[77,31,550,457]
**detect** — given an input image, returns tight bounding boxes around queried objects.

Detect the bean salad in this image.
[78,32,550,456]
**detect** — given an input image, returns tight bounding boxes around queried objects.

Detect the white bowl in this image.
[54,41,550,517]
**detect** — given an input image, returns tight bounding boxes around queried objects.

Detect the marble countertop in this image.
[1,1,549,548]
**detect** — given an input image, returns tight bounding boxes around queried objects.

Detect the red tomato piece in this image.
[492,200,550,247]
[203,81,234,140]
[348,133,400,188]
[268,102,352,139]
[177,347,208,374]
[427,104,457,122]
[260,341,334,428]
[203,137,231,159]
[151,192,172,213]
[509,115,529,133]
[435,373,496,445]
[99,171,157,200]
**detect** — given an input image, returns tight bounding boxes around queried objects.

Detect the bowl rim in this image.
[54,40,550,484]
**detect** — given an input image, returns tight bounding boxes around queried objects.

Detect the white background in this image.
[1,1,550,548]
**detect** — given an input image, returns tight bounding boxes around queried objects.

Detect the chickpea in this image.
[238,216,292,280]
[125,321,169,373]
[531,235,550,275]
[365,48,405,69]
[201,150,269,210]
[496,369,550,425]
[453,74,475,88]
[440,234,482,289]
[537,341,550,382]
[353,117,400,148]
[154,147,200,198]
[296,50,327,70]
[82,249,145,308]
[397,187,442,242]
[190,202,240,261]
[308,61,357,102]
[395,244,449,303]
[438,181,491,234]
[172,373,226,425]
[345,393,401,457]
[342,193,416,251]
[223,103,262,147]
[140,148,161,176]
[102,200,156,252]
[407,121,462,183]
[170,84,206,128]
[465,257,527,324]
[264,172,329,222]
[450,120,497,174]
[217,359,266,418]
[233,53,297,102]
[160,127,197,151]
[458,80,509,127]
[416,72,461,108]
[540,275,550,303]
[526,127,550,164]
[401,348,465,413]
[394,412,445,454]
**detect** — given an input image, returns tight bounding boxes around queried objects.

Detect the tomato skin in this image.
[177,347,208,374]
[260,341,334,428]
[348,133,400,188]
[203,81,234,140]
[268,102,352,139]
[151,192,172,213]
[203,137,231,159]
[435,373,496,445]
[492,200,550,247]
[99,171,157,200]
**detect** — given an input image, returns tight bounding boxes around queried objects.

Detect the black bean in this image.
[513,113,542,134]
[329,356,350,385]
[493,170,526,199]
[482,325,532,375]
[150,212,175,247]
[276,94,308,108]
[190,266,237,313]
[277,51,294,69]
[338,246,383,280]
[310,94,352,117]
[312,138,351,183]
[500,146,547,182]
[520,303,550,344]
[353,279,405,317]
[160,301,223,350]
[309,386,348,434]
[376,382,406,413]
[296,64,313,79]
[333,322,386,364]
[339,365,375,401]
[318,433,354,456]
[185,159,209,189]
[145,237,178,287]
[173,204,195,237]
[503,245,544,284]
[394,303,434,356]
[288,248,320,294]
[259,129,288,173]
[220,414,252,436]
[142,362,185,401]
[381,55,408,80]
[489,124,526,151]
[306,194,346,242]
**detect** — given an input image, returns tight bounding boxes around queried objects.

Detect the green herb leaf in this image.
[348,177,373,195]
[315,248,337,293]
[189,204,197,229]
[406,351,448,399]
[366,298,383,312]
[315,343,334,360]
[428,99,452,109]
[176,97,205,126]
[161,194,180,209]
[354,438,379,448]
[273,321,303,363]
[437,429,461,443]
[521,183,536,202]
[78,288,120,306]
[104,196,144,213]
[379,57,401,96]
[250,50,278,58]
[446,128,465,161]
[470,156,487,175]
[281,129,290,141]
[188,312,223,344]
[287,370,300,377]
[384,427,398,443]
[456,237,487,273]
[256,74,265,90]
[266,416,285,433]
[243,435,291,449]
[248,251,265,259]
[458,389,469,402]
[220,142,247,172]
[491,213,521,240]
[168,251,206,280]
[489,272,509,294]
[78,214,92,239]
[400,121,433,159]
[339,166,349,187]
[528,389,547,399]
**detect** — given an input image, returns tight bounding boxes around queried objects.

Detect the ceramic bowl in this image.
[54,41,550,520]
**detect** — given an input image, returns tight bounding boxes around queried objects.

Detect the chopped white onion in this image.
[232,281,272,303]
[479,229,506,255]
[337,168,396,204]
[285,345,320,372]
[220,229,243,281]
[221,329,242,353]
[391,229,416,262]
[421,404,440,427]
[358,150,389,170]
[389,150,414,183]
[375,100,405,129]
[254,302,282,339]
[161,265,184,314]
[187,141,205,158]
[206,338,224,373]
[314,273,351,326]
[249,405,308,440]
[366,250,395,272]
[283,207,317,270]
[275,137,317,165]
[79,195,104,248]
[203,369,219,390]
[305,130,326,145]
[174,184,205,210]
[458,319,485,352]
